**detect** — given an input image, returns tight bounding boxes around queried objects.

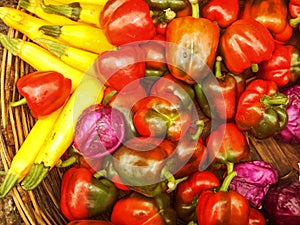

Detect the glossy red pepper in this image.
[248,207,266,225]
[201,0,239,28]
[111,192,176,225]
[100,0,156,46]
[103,83,148,140]
[175,170,220,222]
[196,169,250,225]
[206,123,249,167]
[220,19,275,74]
[60,167,118,220]
[241,0,292,43]
[67,220,115,225]
[235,79,289,139]
[289,0,300,29]
[132,95,192,141]
[165,0,220,84]
[257,43,300,87]
[14,71,71,118]
[194,56,246,121]
[94,44,146,92]
[112,137,176,197]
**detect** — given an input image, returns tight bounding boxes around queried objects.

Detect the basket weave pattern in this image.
[0,1,300,225]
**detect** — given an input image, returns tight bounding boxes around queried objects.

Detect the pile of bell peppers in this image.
[7,0,300,224]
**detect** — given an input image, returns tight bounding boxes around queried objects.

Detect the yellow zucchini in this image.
[0,109,62,198]
[34,38,99,72]
[0,33,83,91]
[39,23,114,53]
[18,0,79,25]
[40,0,107,27]
[21,77,105,190]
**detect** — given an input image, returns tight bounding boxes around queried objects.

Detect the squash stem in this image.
[0,171,19,198]
[21,164,50,191]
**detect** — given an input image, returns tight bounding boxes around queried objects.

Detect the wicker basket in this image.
[0,2,300,225]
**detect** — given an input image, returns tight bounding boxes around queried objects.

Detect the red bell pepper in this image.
[60,167,118,220]
[241,0,292,43]
[67,220,115,225]
[94,44,146,92]
[100,0,156,46]
[132,95,192,141]
[196,168,250,225]
[206,123,249,167]
[201,0,239,28]
[248,207,266,225]
[111,191,177,225]
[257,43,300,87]
[165,0,220,84]
[13,71,71,118]
[289,0,300,29]
[220,19,275,74]
[175,170,220,222]
[235,79,289,139]
[194,56,246,121]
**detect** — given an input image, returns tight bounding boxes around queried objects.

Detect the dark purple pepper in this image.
[74,104,125,159]
[229,160,278,208]
[263,181,300,225]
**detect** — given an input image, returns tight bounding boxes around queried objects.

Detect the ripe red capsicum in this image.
[220,19,275,74]
[248,207,266,225]
[289,0,300,29]
[67,220,114,225]
[100,0,156,46]
[194,56,246,121]
[241,0,292,43]
[201,0,239,28]
[196,166,250,225]
[132,95,192,142]
[235,79,289,139]
[12,71,72,118]
[60,167,118,221]
[112,137,177,197]
[94,44,146,92]
[206,123,249,167]
[165,0,220,84]
[257,43,300,87]
[111,192,177,225]
[175,170,220,222]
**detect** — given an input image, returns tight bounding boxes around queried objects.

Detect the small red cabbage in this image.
[229,160,278,208]
[73,104,125,159]
[263,181,300,225]
[275,84,300,144]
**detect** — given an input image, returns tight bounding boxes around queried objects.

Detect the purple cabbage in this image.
[73,104,125,159]
[263,181,300,225]
[274,84,300,144]
[229,160,278,208]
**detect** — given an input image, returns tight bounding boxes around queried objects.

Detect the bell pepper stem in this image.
[102,89,118,105]
[261,94,289,107]
[191,120,204,140]
[40,0,81,21]
[219,163,236,192]
[226,162,234,174]
[21,164,50,191]
[161,167,176,191]
[93,169,107,179]
[189,0,199,18]
[251,64,259,73]
[215,56,223,78]
[55,155,78,168]
[10,97,27,107]
[0,171,19,198]
[290,16,300,28]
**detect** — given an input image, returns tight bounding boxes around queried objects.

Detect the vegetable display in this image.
[0,0,299,225]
